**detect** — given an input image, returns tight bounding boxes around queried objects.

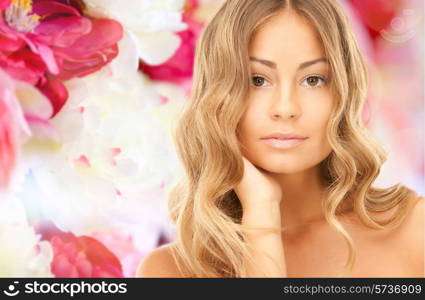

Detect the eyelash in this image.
[250,74,327,89]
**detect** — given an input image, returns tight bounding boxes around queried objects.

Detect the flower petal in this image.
[53,18,123,58]
[15,81,53,120]
[0,33,25,52]
[32,1,81,18]
[37,76,68,118]
[33,16,92,47]
[136,31,181,65]
[33,41,59,74]
[0,50,46,85]
[0,0,10,10]
[57,44,119,80]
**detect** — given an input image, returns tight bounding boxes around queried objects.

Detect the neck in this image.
[272,166,328,231]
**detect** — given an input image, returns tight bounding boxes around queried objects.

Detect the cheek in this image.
[300,107,333,166]
[237,116,253,148]
[237,104,261,140]
[236,114,248,144]
[304,105,332,150]
[304,96,333,135]
[237,114,262,158]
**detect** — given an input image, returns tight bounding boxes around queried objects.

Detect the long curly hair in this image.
[167,0,419,277]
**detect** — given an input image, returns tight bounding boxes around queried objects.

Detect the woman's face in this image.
[237,9,334,174]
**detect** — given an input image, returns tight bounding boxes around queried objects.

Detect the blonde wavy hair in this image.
[167,0,419,277]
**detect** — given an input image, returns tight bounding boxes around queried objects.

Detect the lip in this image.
[261,132,308,140]
[260,133,308,149]
[261,138,307,149]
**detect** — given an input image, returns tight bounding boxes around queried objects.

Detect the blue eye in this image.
[301,75,327,88]
[251,75,271,88]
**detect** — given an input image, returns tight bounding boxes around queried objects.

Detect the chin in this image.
[253,159,308,174]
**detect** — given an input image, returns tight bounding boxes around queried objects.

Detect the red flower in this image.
[35,221,124,278]
[0,0,123,118]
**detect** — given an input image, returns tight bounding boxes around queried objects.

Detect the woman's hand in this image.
[234,155,283,212]
[234,156,287,277]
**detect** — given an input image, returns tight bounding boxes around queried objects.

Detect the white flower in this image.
[84,0,188,65]
[0,193,53,277]
[21,35,182,253]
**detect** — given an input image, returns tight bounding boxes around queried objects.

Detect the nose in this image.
[269,85,301,120]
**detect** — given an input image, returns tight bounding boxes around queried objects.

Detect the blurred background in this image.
[0,0,423,277]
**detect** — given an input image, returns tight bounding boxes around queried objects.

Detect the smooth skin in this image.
[137,9,424,277]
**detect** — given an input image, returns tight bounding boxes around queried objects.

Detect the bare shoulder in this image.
[382,194,424,239]
[410,195,424,223]
[347,193,424,275]
[136,243,191,278]
[407,194,424,235]
[362,193,424,230]
[402,194,424,232]
[396,194,424,276]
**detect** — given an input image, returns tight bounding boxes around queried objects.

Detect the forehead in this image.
[248,10,325,65]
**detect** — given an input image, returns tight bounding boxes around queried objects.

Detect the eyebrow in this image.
[249,57,328,70]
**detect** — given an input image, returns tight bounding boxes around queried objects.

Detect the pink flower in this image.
[0,0,10,10]
[35,221,124,278]
[0,47,46,85]
[49,0,85,13]
[348,0,398,42]
[91,231,147,278]
[0,0,123,117]
[139,0,203,85]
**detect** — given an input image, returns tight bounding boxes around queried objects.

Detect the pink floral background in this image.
[0,0,423,277]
